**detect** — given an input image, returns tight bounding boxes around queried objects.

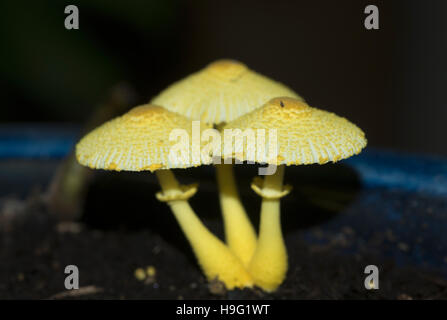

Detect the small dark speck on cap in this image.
[280,101,284,107]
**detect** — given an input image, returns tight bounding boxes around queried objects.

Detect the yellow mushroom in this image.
[152,59,302,124]
[223,97,367,291]
[75,104,253,289]
[152,59,303,266]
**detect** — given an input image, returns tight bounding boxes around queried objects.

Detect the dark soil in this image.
[0,200,446,300]
[1,165,447,299]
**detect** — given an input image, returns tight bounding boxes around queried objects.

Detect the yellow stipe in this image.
[215,164,257,267]
[249,165,288,292]
[155,169,253,289]
[251,176,292,200]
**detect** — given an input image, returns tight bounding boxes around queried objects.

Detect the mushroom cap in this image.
[76,104,210,171]
[222,97,367,165]
[151,59,303,125]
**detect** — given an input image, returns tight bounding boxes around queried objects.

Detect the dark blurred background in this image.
[0,0,446,156]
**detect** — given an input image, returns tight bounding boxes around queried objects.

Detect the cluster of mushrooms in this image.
[76,60,366,292]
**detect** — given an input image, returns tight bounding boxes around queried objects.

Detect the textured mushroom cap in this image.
[151,59,303,125]
[76,104,210,171]
[223,97,367,165]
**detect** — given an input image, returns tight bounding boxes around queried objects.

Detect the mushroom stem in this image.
[215,164,257,266]
[155,169,253,289]
[248,165,288,292]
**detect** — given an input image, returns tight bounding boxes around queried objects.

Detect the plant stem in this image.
[249,165,288,292]
[215,164,257,266]
[155,169,253,289]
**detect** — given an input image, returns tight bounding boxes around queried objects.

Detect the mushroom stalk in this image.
[155,169,253,289]
[248,165,289,292]
[215,164,257,266]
